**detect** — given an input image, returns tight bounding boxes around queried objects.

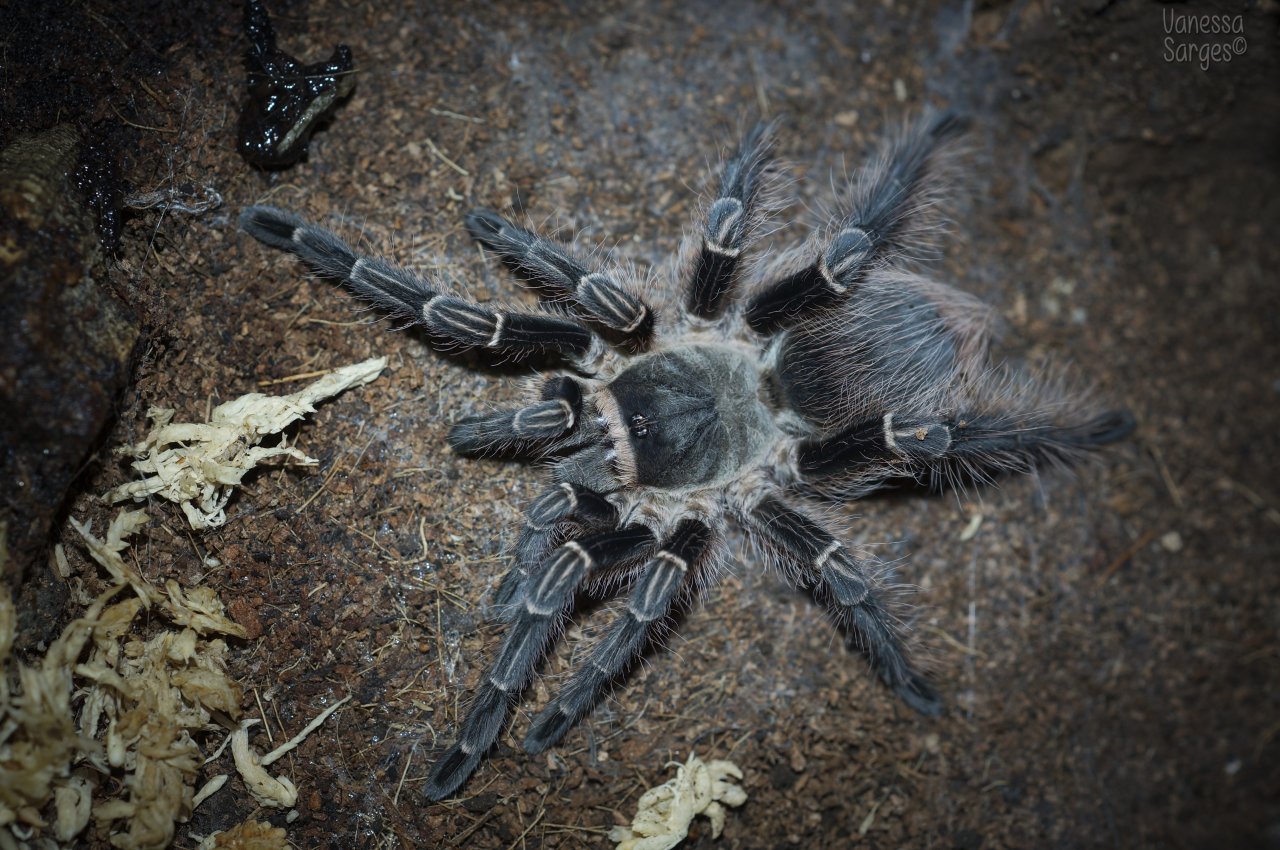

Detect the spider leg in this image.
[241,206,599,360]
[424,524,656,801]
[741,493,942,716]
[523,518,714,754]
[464,209,655,347]
[746,110,964,335]
[797,408,1134,496]
[492,482,619,619]
[448,376,586,458]
[684,122,776,319]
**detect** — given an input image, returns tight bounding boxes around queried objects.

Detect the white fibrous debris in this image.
[610,754,748,850]
[68,510,247,641]
[194,818,288,850]
[3,358,380,847]
[0,509,248,850]
[104,357,388,529]
[228,694,349,809]
[230,724,298,809]
[0,578,92,840]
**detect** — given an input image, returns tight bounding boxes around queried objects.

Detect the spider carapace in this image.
[241,110,1132,800]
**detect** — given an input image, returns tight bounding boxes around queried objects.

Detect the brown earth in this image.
[5,0,1278,848]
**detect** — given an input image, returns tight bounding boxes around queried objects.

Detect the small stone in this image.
[834,110,859,128]
[1160,531,1183,552]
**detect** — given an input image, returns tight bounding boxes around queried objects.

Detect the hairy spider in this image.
[240,111,1132,801]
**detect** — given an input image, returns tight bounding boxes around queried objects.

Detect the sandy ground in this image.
[7,0,1279,847]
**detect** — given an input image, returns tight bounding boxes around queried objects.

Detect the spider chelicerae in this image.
[240,111,1132,801]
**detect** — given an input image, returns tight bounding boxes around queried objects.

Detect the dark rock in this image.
[237,0,356,169]
[0,125,139,592]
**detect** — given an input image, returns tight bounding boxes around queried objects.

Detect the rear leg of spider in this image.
[797,407,1135,495]
[423,524,655,801]
[524,518,714,753]
[743,494,941,716]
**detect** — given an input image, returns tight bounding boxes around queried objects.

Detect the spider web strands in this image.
[744,109,966,335]
[685,121,777,319]
[524,518,714,754]
[424,525,656,801]
[744,495,942,716]
[464,208,655,344]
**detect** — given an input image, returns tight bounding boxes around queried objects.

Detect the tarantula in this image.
[240,111,1131,801]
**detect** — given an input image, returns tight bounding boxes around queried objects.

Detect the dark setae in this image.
[240,111,1132,800]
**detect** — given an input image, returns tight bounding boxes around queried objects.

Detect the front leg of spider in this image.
[524,519,715,753]
[240,112,1132,804]
[239,206,599,361]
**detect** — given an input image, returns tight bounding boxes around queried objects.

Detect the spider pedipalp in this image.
[240,110,1131,802]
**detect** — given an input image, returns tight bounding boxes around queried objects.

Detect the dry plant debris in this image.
[0,359,385,847]
[195,819,287,850]
[0,509,245,850]
[0,359,386,847]
[103,357,388,529]
[610,754,748,850]
[2,505,347,849]
[227,694,351,809]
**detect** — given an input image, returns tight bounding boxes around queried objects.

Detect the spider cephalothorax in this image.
[241,111,1132,800]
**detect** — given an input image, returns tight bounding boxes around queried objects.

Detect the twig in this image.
[424,137,469,176]
[261,695,352,766]
[924,624,986,657]
[294,432,375,516]
[506,803,546,850]
[109,102,176,134]
[429,107,485,124]
[1095,528,1159,587]
[258,367,345,387]
[1147,442,1185,509]
[254,688,275,743]
[448,808,499,847]
[393,749,413,806]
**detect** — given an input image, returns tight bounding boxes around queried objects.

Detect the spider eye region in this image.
[628,413,652,439]
[602,344,780,489]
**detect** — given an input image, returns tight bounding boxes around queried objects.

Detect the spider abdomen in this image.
[240,115,1133,802]
[599,344,778,490]
[774,274,987,431]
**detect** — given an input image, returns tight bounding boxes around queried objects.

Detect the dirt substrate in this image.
[7,0,1279,847]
